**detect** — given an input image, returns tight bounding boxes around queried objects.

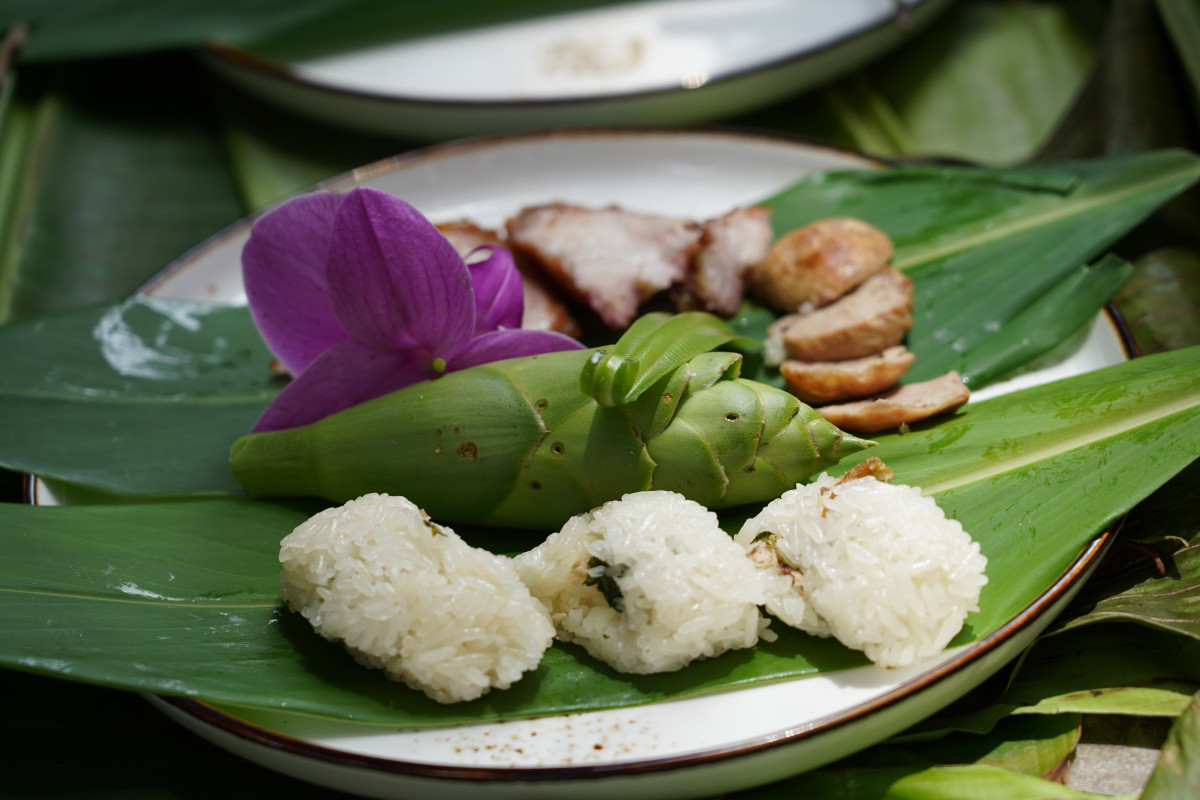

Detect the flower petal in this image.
[252,340,430,432]
[326,187,474,358]
[242,191,348,375]
[467,245,524,333]
[449,328,585,372]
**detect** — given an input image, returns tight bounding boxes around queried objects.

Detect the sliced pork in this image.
[505,203,701,330]
[672,206,773,317]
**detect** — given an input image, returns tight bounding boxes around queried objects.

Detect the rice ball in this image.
[279,493,554,703]
[514,490,770,674]
[735,472,987,668]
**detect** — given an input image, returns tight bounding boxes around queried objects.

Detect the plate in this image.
[200,0,956,140]
[35,130,1129,799]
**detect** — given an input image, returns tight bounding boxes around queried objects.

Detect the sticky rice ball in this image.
[279,493,554,703]
[514,490,770,674]
[735,472,987,668]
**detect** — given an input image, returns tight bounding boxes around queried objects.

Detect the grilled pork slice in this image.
[780,346,915,406]
[749,217,893,312]
[437,220,581,337]
[766,269,914,363]
[817,372,970,434]
[672,206,773,317]
[506,203,701,330]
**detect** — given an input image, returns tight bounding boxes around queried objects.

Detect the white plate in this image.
[37,130,1128,799]
[201,0,956,140]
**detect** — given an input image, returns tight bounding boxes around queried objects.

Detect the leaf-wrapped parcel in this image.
[229,347,871,530]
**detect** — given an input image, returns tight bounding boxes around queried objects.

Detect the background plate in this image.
[201,0,957,139]
[39,130,1127,799]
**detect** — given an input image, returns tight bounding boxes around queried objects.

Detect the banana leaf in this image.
[1,346,1196,724]
[0,297,276,495]
[1115,247,1200,354]
[1140,689,1200,800]
[0,57,246,324]
[3,0,627,64]
[770,0,1098,165]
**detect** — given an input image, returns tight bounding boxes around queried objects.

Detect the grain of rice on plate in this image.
[514,490,772,674]
[735,465,988,668]
[278,493,554,703]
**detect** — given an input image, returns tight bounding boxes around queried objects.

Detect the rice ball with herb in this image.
[278,493,554,703]
[735,466,987,668]
[514,490,770,674]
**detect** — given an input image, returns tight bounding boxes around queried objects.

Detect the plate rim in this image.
[201,0,951,110]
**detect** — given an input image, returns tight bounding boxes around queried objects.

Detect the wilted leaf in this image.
[1114,247,1200,354]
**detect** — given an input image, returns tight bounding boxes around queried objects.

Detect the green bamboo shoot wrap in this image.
[229,347,872,530]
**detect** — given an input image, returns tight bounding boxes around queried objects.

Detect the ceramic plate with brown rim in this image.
[32,129,1131,800]
[200,0,956,140]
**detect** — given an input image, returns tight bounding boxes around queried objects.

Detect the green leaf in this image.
[0,297,277,495]
[3,0,627,64]
[0,57,245,323]
[959,254,1132,387]
[1008,625,1200,718]
[765,151,1200,386]
[812,1,1097,165]
[1140,689,1200,800]
[1156,0,1200,107]
[744,763,1118,800]
[2,346,1197,723]
[1114,247,1200,355]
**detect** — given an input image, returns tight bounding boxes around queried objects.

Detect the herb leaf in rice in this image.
[735,463,987,668]
[278,493,554,703]
[514,490,771,674]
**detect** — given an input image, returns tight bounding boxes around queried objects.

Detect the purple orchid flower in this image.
[243,186,584,432]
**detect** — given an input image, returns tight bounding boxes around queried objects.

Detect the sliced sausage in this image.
[817,372,971,434]
[780,345,915,405]
[749,217,893,312]
[505,203,701,330]
[767,269,914,362]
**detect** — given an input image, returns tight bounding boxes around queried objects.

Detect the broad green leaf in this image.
[0,57,245,323]
[743,763,1119,800]
[811,1,1096,165]
[1054,541,1200,640]
[211,84,404,211]
[959,254,1132,386]
[765,150,1200,386]
[1008,625,1200,718]
[1,347,1197,723]
[0,297,277,495]
[1115,248,1200,354]
[1140,689,1200,800]
[3,0,627,64]
[1157,0,1200,107]
[845,714,1081,778]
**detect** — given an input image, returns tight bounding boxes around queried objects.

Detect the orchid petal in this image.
[467,245,524,334]
[252,340,429,433]
[242,191,347,375]
[326,188,474,358]
[450,328,585,372]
